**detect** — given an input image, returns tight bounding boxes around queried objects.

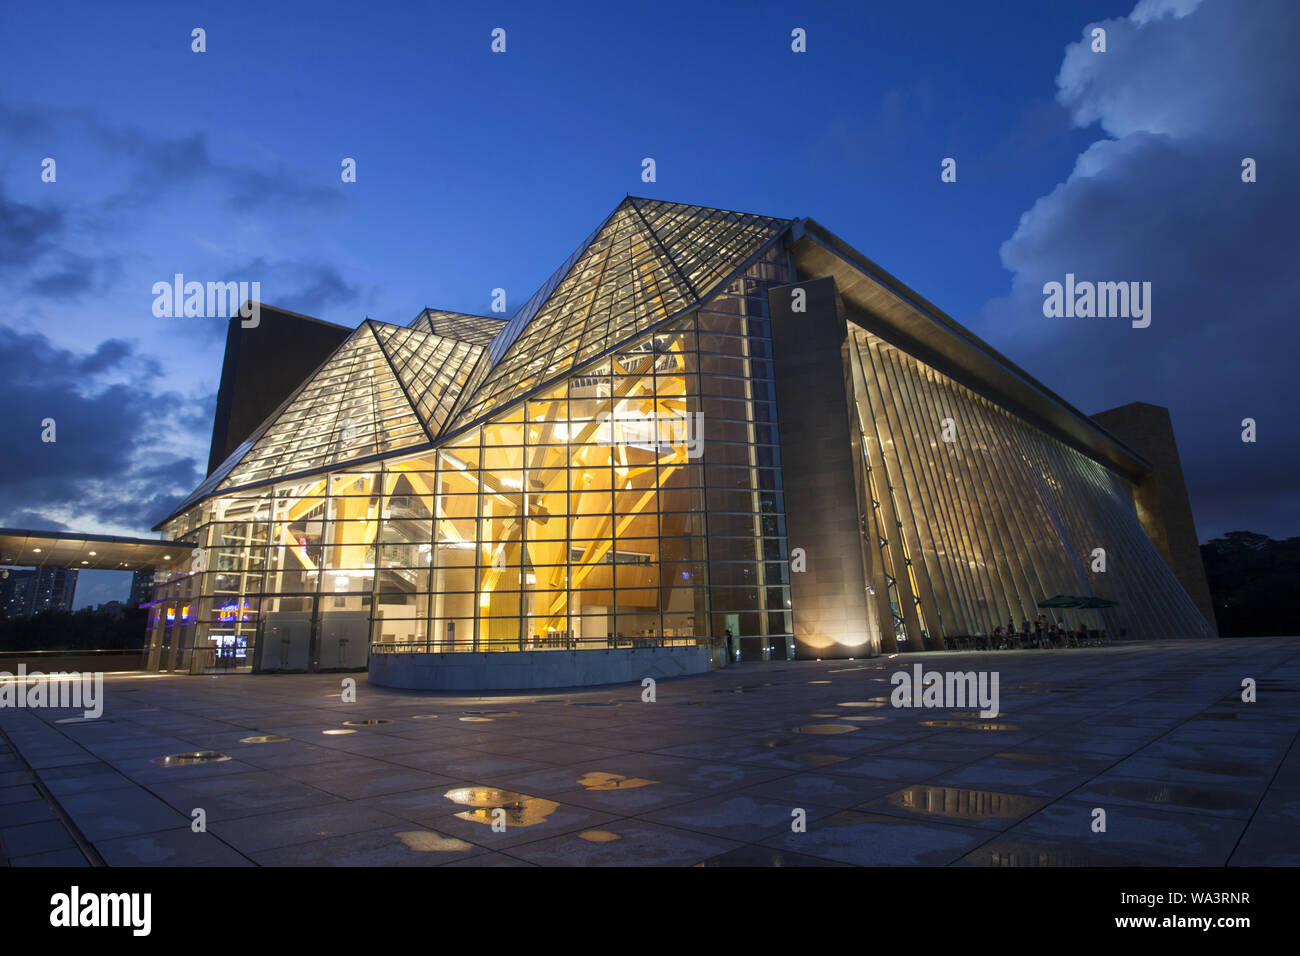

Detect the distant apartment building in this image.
[0,567,78,620]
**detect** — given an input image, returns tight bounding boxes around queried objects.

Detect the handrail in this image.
[370,635,709,654]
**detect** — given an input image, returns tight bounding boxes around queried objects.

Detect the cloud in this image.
[234,257,363,314]
[0,188,63,273]
[118,131,342,214]
[0,325,205,533]
[977,0,1300,540]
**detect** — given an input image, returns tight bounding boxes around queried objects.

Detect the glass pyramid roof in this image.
[218,323,429,490]
[370,319,486,437]
[169,197,790,509]
[409,308,507,347]
[449,197,787,427]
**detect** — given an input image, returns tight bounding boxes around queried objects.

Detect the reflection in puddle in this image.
[966,842,1136,867]
[995,752,1061,763]
[1087,780,1245,810]
[809,680,832,685]
[919,719,1021,731]
[240,735,289,744]
[793,724,858,735]
[840,715,888,722]
[444,787,559,827]
[579,830,622,843]
[578,772,657,791]
[837,701,887,708]
[396,830,473,852]
[459,711,521,722]
[151,751,231,766]
[342,718,393,727]
[949,711,1007,718]
[322,729,356,735]
[887,785,1043,821]
[567,702,620,707]
[55,716,112,725]
[1161,758,1259,778]
[760,737,795,748]
[797,752,848,768]
[411,714,441,719]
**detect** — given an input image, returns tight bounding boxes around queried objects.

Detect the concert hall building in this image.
[144,197,1216,687]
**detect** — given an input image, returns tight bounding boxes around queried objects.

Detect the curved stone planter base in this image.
[368,646,711,691]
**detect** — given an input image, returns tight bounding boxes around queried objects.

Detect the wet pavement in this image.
[0,637,1297,866]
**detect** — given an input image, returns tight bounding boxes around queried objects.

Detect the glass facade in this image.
[147,201,795,673]
[846,328,1215,648]
[146,196,1212,675]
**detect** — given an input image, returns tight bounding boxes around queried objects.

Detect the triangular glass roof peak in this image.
[216,322,428,491]
[449,197,788,428]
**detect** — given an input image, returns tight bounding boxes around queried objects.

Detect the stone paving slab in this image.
[0,637,1297,866]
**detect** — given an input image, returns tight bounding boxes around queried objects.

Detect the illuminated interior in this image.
[145,201,794,673]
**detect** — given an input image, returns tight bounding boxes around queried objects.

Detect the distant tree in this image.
[0,606,148,652]
[1201,532,1300,637]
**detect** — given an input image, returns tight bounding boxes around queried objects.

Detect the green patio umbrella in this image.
[1036,595,1083,608]
[1075,596,1119,609]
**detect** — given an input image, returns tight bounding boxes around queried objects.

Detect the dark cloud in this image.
[0,325,204,532]
[116,131,342,214]
[977,0,1300,540]
[24,251,121,301]
[0,187,62,273]
[234,257,363,314]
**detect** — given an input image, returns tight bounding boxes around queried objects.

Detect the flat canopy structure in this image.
[0,528,195,573]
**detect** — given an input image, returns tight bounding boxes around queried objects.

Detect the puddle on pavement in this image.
[1087,780,1246,810]
[837,701,887,708]
[809,680,832,685]
[444,787,559,826]
[341,718,393,727]
[578,772,657,791]
[919,719,1021,731]
[797,752,848,767]
[995,752,1062,763]
[322,729,356,735]
[410,714,441,719]
[579,830,621,842]
[152,751,231,766]
[713,684,772,694]
[966,842,1138,867]
[886,785,1044,821]
[793,723,858,735]
[396,831,473,852]
[240,735,289,744]
[566,701,621,707]
[1159,758,1260,778]
[55,716,113,725]
[760,737,795,748]
[949,711,1008,718]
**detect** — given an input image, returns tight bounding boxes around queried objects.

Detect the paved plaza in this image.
[1,638,1297,867]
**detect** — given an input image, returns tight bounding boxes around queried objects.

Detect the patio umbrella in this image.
[1076,596,1119,609]
[1036,595,1082,608]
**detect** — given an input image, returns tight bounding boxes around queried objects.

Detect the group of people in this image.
[969,615,1096,650]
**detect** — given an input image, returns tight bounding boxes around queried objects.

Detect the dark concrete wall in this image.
[768,277,875,658]
[1091,402,1218,632]
[207,304,352,474]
